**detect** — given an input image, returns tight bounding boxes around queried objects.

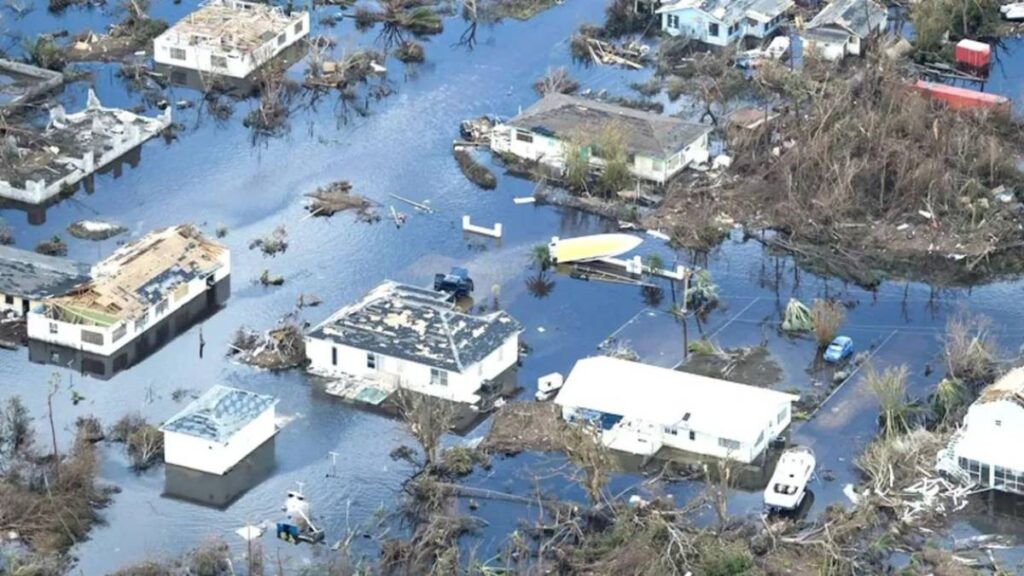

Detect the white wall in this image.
[163,407,276,475]
[306,332,520,404]
[27,253,230,355]
[0,294,31,317]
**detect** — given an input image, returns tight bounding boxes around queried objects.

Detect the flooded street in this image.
[2,0,1024,572]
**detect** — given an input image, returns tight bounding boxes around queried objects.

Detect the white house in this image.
[306,282,522,405]
[491,93,711,185]
[161,385,278,476]
[27,225,230,357]
[554,356,798,463]
[154,0,310,79]
[0,90,170,205]
[801,0,887,61]
[0,246,89,317]
[938,368,1024,493]
[658,0,794,48]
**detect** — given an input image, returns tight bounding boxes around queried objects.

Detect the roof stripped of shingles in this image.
[45,225,226,326]
[807,0,887,38]
[160,0,304,55]
[160,385,277,443]
[309,282,522,372]
[0,246,90,300]
[978,367,1024,406]
[506,93,711,159]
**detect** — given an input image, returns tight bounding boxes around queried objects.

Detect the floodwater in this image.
[1,1,1024,572]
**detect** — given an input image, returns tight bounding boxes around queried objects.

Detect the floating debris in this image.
[305,181,377,221]
[229,322,306,370]
[453,146,497,189]
[249,225,289,257]
[34,235,67,257]
[67,220,127,241]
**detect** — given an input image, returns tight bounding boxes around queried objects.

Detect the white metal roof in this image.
[554,356,798,442]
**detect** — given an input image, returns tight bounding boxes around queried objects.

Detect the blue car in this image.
[823,336,854,363]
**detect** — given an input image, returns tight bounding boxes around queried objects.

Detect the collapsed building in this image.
[0,90,171,206]
[154,0,310,79]
[27,225,230,377]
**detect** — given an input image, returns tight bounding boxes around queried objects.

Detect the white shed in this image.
[161,385,278,475]
[554,356,798,463]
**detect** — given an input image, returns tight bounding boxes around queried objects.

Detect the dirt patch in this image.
[679,346,783,387]
[480,402,566,454]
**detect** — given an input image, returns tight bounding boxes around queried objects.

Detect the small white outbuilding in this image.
[554,356,798,463]
[161,385,278,475]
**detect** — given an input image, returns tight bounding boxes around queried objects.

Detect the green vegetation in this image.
[912,0,1002,55]
[866,364,915,439]
[595,122,631,196]
[24,36,64,71]
[810,299,845,348]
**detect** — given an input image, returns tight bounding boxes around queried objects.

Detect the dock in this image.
[462,215,502,238]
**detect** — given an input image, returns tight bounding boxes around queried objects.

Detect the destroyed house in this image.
[555,356,798,463]
[27,225,230,357]
[154,0,310,79]
[306,282,522,404]
[492,93,711,184]
[161,385,278,475]
[0,90,171,206]
[801,0,888,61]
[0,246,89,317]
[0,59,63,109]
[938,368,1024,493]
[658,0,794,48]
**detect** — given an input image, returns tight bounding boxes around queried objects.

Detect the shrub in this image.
[810,299,845,347]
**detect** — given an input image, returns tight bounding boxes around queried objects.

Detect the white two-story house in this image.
[658,0,794,48]
[306,282,522,405]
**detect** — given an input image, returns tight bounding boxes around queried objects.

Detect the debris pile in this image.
[480,402,565,454]
[459,116,494,144]
[453,146,497,189]
[571,31,649,69]
[533,67,579,95]
[34,235,67,257]
[229,322,306,370]
[249,225,288,257]
[67,220,127,241]
[305,49,386,91]
[305,181,376,220]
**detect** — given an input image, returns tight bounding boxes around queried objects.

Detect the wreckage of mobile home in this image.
[306,282,522,405]
[0,246,89,317]
[161,385,278,476]
[27,225,230,361]
[491,93,711,184]
[154,0,310,78]
[554,356,798,463]
[0,90,170,205]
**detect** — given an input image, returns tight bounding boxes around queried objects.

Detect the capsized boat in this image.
[549,233,642,264]
[764,446,816,511]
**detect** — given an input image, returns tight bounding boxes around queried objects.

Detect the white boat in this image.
[1002,2,1024,20]
[535,372,564,401]
[548,233,642,264]
[764,446,816,511]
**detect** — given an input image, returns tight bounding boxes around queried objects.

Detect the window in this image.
[667,14,679,29]
[718,437,740,450]
[112,324,127,343]
[4,295,12,305]
[49,322,58,334]
[708,22,719,37]
[996,419,1002,426]
[366,353,377,370]
[155,299,168,316]
[777,406,788,424]
[688,430,696,441]
[277,33,286,46]
[169,47,187,60]
[135,311,149,332]
[664,426,678,435]
[331,347,338,366]
[210,54,228,68]
[294,20,304,34]
[430,368,448,387]
[515,130,534,143]
[755,430,764,447]
[627,153,636,165]
[81,329,104,346]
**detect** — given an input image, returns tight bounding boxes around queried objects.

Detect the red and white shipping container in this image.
[912,80,1010,114]
[954,39,991,70]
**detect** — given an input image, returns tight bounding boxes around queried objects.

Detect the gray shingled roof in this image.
[160,385,277,443]
[0,245,90,301]
[658,0,793,25]
[507,94,711,159]
[807,0,887,38]
[309,282,522,373]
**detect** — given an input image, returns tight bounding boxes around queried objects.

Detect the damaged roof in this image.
[161,385,277,443]
[159,0,306,55]
[309,282,522,373]
[807,0,887,38]
[0,246,89,300]
[43,225,227,326]
[507,93,711,159]
[977,367,1024,406]
[657,0,793,24]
